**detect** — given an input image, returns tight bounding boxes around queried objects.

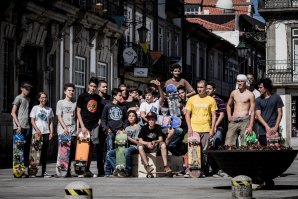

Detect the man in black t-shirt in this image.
[77,77,103,177]
[138,112,172,173]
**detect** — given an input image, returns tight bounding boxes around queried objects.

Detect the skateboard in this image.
[266,132,284,147]
[243,131,258,146]
[157,115,182,129]
[188,132,201,178]
[28,133,43,177]
[166,84,181,117]
[74,131,90,175]
[56,134,71,177]
[115,131,128,177]
[139,170,179,178]
[12,133,25,177]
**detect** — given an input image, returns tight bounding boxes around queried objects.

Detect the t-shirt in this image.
[124,99,140,110]
[253,89,261,99]
[139,100,160,115]
[138,124,163,142]
[56,99,76,135]
[125,124,141,147]
[255,94,284,135]
[101,102,127,132]
[213,95,226,129]
[77,93,102,131]
[164,78,194,93]
[30,105,54,134]
[12,95,30,129]
[185,95,218,132]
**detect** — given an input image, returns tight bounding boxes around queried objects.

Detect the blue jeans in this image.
[105,133,115,152]
[105,146,138,176]
[168,127,184,155]
[212,128,223,150]
[124,146,138,176]
[105,149,116,176]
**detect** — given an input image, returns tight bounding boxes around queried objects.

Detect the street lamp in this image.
[137,25,148,43]
[237,40,249,58]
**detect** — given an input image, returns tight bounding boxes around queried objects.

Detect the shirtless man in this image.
[225,74,255,146]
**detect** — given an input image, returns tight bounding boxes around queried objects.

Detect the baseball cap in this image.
[145,112,157,120]
[21,81,33,89]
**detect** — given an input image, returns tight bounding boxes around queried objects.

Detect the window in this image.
[185,5,200,15]
[97,62,107,81]
[74,56,86,98]
[166,32,171,56]
[158,27,163,53]
[293,29,298,78]
[174,35,179,56]
[2,39,14,113]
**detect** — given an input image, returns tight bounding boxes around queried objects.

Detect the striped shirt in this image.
[213,95,226,129]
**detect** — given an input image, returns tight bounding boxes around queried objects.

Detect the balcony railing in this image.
[266,61,298,83]
[264,0,298,8]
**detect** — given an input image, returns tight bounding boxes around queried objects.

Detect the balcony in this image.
[266,61,298,86]
[264,0,298,8]
[259,0,298,19]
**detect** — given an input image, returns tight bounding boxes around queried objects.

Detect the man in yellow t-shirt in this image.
[185,80,217,177]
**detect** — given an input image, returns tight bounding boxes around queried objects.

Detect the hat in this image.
[21,81,33,88]
[236,74,247,81]
[146,112,157,120]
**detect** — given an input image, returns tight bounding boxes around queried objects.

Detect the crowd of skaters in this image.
[11,63,284,178]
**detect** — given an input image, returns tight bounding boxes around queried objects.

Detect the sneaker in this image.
[84,171,94,177]
[199,172,206,178]
[78,175,84,178]
[43,172,52,178]
[218,170,228,177]
[145,165,154,173]
[164,166,172,173]
[184,173,191,178]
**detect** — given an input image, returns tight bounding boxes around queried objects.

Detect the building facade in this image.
[259,0,298,146]
[0,0,125,166]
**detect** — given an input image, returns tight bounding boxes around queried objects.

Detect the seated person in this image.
[138,112,172,173]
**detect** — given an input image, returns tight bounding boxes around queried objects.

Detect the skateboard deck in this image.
[12,133,25,177]
[157,115,182,129]
[243,131,258,146]
[166,84,181,117]
[139,170,179,178]
[56,134,71,177]
[28,133,43,177]
[115,131,128,177]
[74,131,90,175]
[266,132,284,147]
[188,132,201,178]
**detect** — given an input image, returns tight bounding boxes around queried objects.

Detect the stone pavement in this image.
[1,159,298,199]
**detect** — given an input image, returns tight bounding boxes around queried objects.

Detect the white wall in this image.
[214,30,239,46]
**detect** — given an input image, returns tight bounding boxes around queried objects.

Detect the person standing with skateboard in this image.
[164,64,196,98]
[11,81,33,177]
[255,78,284,146]
[101,88,127,176]
[138,112,172,174]
[224,74,255,147]
[77,77,102,177]
[30,92,54,177]
[56,83,76,177]
[185,80,217,177]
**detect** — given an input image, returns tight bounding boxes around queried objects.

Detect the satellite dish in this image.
[123,47,137,65]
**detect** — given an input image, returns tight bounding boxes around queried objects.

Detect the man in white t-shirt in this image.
[139,79,164,124]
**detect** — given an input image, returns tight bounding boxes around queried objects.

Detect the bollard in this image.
[231,175,252,199]
[65,181,93,199]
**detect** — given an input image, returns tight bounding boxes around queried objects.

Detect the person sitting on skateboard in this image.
[138,112,172,173]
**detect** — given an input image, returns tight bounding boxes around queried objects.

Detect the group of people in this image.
[11,63,284,178]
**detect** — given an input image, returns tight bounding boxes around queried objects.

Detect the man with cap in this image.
[138,112,172,174]
[11,81,33,177]
[224,74,255,146]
